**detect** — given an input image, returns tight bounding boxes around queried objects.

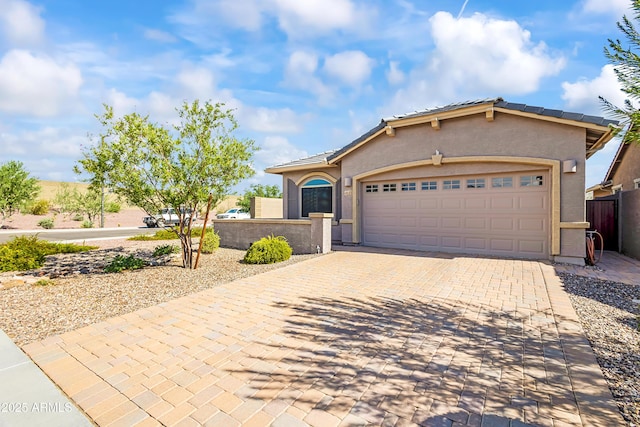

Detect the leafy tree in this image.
[237,184,282,212]
[0,161,40,226]
[601,0,640,141]
[75,100,257,268]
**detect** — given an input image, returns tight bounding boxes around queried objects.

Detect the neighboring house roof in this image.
[586,138,632,193]
[266,98,619,173]
[604,139,631,183]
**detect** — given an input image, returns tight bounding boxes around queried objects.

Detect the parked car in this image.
[143,208,195,228]
[216,208,250,219]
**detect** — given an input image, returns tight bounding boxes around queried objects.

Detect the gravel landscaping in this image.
[560,272,640,427]
[0,240,319,346]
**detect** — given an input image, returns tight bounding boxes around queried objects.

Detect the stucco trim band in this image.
[560,222,590,229]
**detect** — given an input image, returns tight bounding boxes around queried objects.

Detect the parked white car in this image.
[216,208,250,219]
[143,208,195,227]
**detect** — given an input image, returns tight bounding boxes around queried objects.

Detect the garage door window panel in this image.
[443,180,461,190]
[401,182,416,191]
[492,177,513,188]
[466,178,485,189]
[383,183,397,192]
[301,178,332,217]
[422,181,437,191]
[520,175,543,187]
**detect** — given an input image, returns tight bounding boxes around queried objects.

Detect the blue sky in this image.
[0,0,632,191]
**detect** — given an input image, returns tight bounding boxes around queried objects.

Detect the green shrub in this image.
[37,218,54,229]
[0,236,96,272]
[0,245,44,272]
[34,279,53,286]
[153,244,179,257]
[29,199,51,215]
[81,220,94,228]
[243,235,292,264]
[200,230,220,254]
[105,201,121,213]
[104,254,147,273]
[129,229,177,241]
[72,214,84,221]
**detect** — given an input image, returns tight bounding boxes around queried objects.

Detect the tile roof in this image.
[267,98,619,170]
[385,97,619,127]
[266,150,339,169]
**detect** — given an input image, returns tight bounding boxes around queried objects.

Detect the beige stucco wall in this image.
[337,113,587,260]
[612,144,640,191]
[251,197,283,218]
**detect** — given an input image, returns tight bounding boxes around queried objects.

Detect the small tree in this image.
[75,188,102,225]
[237,184,282,212]
[0,161,40,226]
[76,100,257,268]
[601,0,640,141]
[54,183,79,218]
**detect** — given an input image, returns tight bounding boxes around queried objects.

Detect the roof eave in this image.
[265,162,338,175]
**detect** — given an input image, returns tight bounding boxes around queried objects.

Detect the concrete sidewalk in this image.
[0,330,92,427]
[19,249,625,426]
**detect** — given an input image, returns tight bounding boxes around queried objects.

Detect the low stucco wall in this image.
[622,189,640,260]
[212,214,332,254]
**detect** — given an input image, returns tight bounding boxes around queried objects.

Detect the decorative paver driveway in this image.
[24,248,623,426]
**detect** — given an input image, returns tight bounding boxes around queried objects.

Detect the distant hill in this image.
[36,181,240,213]
[37,180,90,202]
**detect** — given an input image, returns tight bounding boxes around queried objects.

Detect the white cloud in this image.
[386,12,566,113]
[242,107,305,133]
[323,50,374,86]
[0,126,85,179]
[561,65,626,114]
[216,0,265,31]
[430,12,565,94]
[172,0,371,40]
[106,88,140,117]
[284,50,331,99]
[255,135,308,168]
[581,0,630,18]
[143,28,177,43]
[386,61,405,85]
[0,0,45,46]
[0,50,83,116]
[274,0,361,36]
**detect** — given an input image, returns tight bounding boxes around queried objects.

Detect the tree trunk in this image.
[180,233,193,269]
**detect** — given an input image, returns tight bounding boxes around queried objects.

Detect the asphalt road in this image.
[0,227,157,244]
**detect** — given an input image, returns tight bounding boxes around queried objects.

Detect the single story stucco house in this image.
[266,98,618,264]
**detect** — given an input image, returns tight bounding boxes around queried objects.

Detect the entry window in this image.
[422,181,437,191]
[301,178,332,217]
[365,184,378,193]
[383,183,397,192]
[492,177,513,188]
[443,180,461,190]
[520,175,543,187]
[466,178,485,189]
[401,182,416,191]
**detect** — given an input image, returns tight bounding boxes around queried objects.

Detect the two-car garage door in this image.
[362,171,549,259]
